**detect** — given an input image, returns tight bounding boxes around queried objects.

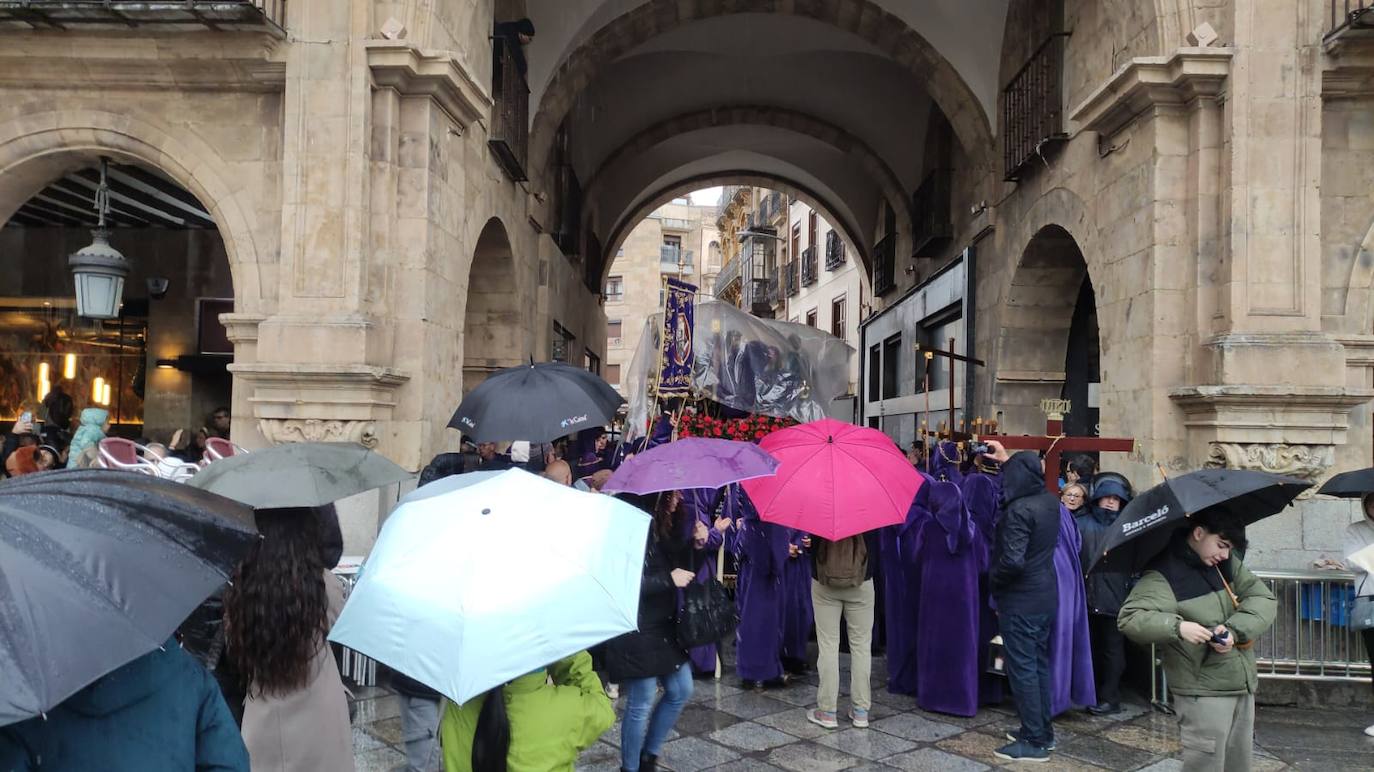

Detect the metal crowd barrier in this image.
[332,565,377,687]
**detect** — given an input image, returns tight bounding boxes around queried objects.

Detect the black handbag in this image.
[676,577,739,649]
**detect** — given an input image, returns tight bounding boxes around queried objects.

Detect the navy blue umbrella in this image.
[449,361,624,442]
[0,469,257,726]
[1317,467,1374,499]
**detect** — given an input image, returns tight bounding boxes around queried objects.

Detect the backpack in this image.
[815,535,868,588]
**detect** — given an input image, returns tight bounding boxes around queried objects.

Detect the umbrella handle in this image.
[1156,463,1169,482]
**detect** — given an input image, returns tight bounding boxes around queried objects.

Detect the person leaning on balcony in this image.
[1345,494,1374,738]
[493,17,536,76]
[1118,509,1276,772]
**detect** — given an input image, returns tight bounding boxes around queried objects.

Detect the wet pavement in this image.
[349,652,1374,771]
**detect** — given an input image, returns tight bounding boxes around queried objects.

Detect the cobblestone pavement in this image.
[350,654,1374,772]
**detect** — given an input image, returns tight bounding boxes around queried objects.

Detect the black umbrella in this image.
[0,469,257,727]
[1317,467,1374,498]
[449,361,625,442]
[1087,468,1309,574]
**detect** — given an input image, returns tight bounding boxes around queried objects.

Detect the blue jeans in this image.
[1001,612,1054,749]
[620,664,694,770]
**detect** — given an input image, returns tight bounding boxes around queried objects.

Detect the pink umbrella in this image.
[740,418,924,542]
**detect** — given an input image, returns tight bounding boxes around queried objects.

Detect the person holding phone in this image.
[1118,509,1276,772]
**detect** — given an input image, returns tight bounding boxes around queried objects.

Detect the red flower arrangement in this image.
[676,412,796,443]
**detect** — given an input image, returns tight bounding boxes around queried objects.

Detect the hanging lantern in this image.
[68,159,129,320]
[63,353,76,380]
[92,377,104,404]
[101,382,112,407]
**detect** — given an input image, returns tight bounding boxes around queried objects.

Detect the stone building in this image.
[3,1,1373,563]
[604,198,718,394]
[782,200,867,399]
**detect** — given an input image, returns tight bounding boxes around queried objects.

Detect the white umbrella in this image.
[328,468,649,704]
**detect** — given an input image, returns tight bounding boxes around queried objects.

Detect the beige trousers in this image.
[1175,692,1255,772]
[811,579,874,714]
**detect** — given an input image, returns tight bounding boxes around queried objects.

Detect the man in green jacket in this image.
[1118,509,1276,772]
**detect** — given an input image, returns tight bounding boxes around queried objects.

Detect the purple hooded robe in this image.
[882,473,934,696]
[913,481,984,716]
[1049,502,1097,714]
[959,471,1005,705]
[780,529,814,665]
[732,489,790,682]
[680,487,728,674]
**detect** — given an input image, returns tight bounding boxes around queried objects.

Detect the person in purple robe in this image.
[929,440,964,484]
[959,471,1005,706]
[732,489,791,689]
[679,487,733,677]
[882,473,934,696]
[780,529,814,675]
[912,481,984,717]
[1049,500,1097,715]
[573,427,613,478]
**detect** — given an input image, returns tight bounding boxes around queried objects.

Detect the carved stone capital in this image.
[1070,47,1233,137]
[1204,442,1334,488]
[257,418,378,448]
[365,41,492,130]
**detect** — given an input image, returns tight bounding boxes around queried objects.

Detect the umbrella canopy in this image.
[328,468,649,705]
[448,361,624,443]
[188,442,411,508]
[0,469,257,727]
[1317,467,1374,499]
[601,437,779,495]
[739,418,924,541]
[1089,469,1310,574]
[399,469,505,504]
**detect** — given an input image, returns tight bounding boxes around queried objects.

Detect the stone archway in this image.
[462,217,522,395]
[993,224,1100,434]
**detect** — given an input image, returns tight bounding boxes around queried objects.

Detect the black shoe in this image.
[1005,732,1056,751]
[782,657,811,675]
[640,753,659,771]
[691,669,715,681]
[994,740,1050,762]
[740,679,765,691]
[1087,701,1122,716]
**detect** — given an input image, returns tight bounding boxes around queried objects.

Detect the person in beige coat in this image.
[225,507,354,772]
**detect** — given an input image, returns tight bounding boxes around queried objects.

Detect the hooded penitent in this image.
[913,481,982,717]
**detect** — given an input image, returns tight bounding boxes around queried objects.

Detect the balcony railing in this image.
[714,253,742,297]
[783,260,800,298]
[658,217,692,231]
[761,275,779,309]
[824,230,846,270]
[1003,32,1070,181]
[489,37,530,182]
[801,246,818,287]
[0,0,287,30]
[913,167,954,257]
[1328,1,1374,40]
[873,234,896,296]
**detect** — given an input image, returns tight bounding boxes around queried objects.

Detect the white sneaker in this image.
[606,683,619,700]
[1364,722,1374,738]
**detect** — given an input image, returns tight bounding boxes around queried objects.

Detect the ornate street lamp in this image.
[68,159,129,320]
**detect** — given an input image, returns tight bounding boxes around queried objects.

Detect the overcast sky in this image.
[688,187,722,206]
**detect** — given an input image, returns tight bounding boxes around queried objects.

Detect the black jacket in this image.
[603,530,689,682]
[1077,505,1132,615]
[990,451,1061,615]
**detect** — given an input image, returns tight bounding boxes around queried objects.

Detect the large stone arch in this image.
[462,217,522,395]
[0,109,268,310]
[527,0,996,189]
[602,172,870,285]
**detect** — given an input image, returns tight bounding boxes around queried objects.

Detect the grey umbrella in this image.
[187,442,412,508]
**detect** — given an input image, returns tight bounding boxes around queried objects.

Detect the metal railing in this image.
[714,253,742,297]
[825,230,846,270]
[1328,0,1374,39]
[488,37,529,182]
[801,246,818,287]
[1002,32,1070,180]
[0,0,287,29]
[1252,568,1370,682]
[872,234,896,295]
[913,167,954,257]
[783,260,800,298]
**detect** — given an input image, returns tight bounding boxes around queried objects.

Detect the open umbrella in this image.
[188,441,411,508]
[601,437,779,495]
[1088,469,1310,574]
[0,469,256,726]
[328,468,649,705]
[740,418,924,542]
[1317,467,1374,498]
[448,361,624,443]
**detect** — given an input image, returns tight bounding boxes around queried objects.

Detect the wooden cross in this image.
[979,398,1135,493]
[916,337,985,442]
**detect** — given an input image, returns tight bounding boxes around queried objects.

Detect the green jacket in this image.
[1118,545,1276,697]
[439,651,614,772]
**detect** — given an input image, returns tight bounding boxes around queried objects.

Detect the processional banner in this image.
[658,277,697,396]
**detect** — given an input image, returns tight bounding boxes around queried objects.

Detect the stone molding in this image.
[218,313,267,346]
[365,41,491,131]
[1204,442,1335,486]
[229,362,410,423]
[1334,334,1374,368]
[257,418,378,448]
[1070,47,1233,137]
[1170,384,1374,446]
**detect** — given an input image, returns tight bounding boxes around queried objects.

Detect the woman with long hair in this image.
[438,649,613,772]
[604,491,697,772]
[224,507,353,772]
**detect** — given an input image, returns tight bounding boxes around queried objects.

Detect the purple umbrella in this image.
[601,438,779,494]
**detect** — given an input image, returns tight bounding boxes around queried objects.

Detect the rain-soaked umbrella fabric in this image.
[1317,467,1374,499]
[329,468,649,705]
[188,442,411,509]
[0,469,256,727]
[447,361,624,443]
[1088,469,1309,574]
[398,470,504,504]
[601,437,779,495]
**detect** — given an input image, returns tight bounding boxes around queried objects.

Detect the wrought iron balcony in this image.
[1003,32,1070,181]
[824,230,846,270]
[801,246,818,287]
[912,167,953,257]
[1326,0,1374,46]
[489,36,529,182]
[873,234,896,296]
[714,253,742,297]
[0,0,286,30]
[783,260,800,298]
